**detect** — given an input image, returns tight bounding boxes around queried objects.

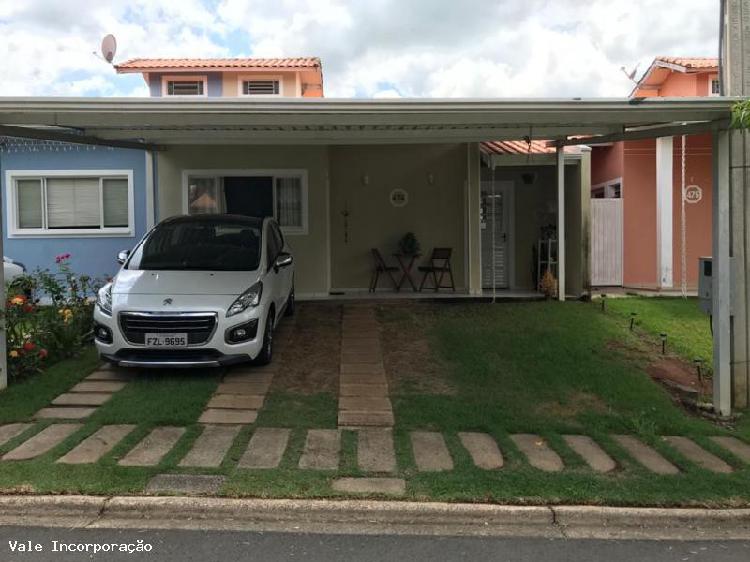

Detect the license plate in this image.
[144,333,188,348]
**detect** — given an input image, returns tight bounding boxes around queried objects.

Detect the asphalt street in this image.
[0,526,748,561]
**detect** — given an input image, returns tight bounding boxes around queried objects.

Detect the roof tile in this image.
[115,57,321,72]
[655,56,718,70]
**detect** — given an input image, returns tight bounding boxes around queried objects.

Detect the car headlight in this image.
[226,281,263,318]
[97,283,113,316]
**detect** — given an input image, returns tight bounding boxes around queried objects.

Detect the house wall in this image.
[622,139,658,287]
[221,72,300,97]
[148,72,223,97]
[670,133,713,288]
[155,145,331,296]
[329,144,467,291]
[591,143,623,185]
[619,135,713,289]
[658,72,700,97]
[0,145,148,280]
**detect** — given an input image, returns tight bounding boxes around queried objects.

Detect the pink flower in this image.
[55,253,71,263]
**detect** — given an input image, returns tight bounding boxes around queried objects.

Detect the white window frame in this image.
[591,177,623,199]
[5,169,135,238]
[237,74,284,97]
[708,74,720,97]
[181,169,309,235]
[161,75,208,97]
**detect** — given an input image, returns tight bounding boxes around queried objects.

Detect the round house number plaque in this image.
[684,185,703,204]
[390,188,409,207]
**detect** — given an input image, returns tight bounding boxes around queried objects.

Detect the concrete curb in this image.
[0,495,748,539]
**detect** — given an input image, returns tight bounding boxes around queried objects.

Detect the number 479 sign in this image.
[684,185,703,204]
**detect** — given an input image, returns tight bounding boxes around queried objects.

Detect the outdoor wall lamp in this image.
[427,172,435,185]
[361,174,370,186]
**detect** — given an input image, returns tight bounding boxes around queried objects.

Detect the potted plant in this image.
[398,232,421,256]
[540,269,557,300]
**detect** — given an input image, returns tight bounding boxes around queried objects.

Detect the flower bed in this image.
[5,254,104,380]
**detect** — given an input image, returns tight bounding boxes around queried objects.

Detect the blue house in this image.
[0,138,150,281]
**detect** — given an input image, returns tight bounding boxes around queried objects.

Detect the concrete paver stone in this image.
[332,478,405,496]
[238,428,291,469]
[563,435,616,473]
[358,428,396,472]
[664,436,733,474]
[410,431,454,472]
[179,425,242,468]
[51,393,113,407]
[118,427,186,467]
[3,424,82,461]
[710,436,750,464]
[57,425,135,464]
[70,381,126,393]
[613,435,679,475]
[510,434,564,472]
[298,429,341,470]
[0,424,33,448]
[458,432,504,470]
[198,409,257,424]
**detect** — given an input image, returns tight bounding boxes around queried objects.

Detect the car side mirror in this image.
[274,252,293,271]
[116,250,130,265]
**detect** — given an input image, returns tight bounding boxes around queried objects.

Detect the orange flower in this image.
[10,295,25,306]
[8,350,19,358]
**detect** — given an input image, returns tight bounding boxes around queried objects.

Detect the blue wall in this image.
[0,144,148,282]
[148,72,222,97]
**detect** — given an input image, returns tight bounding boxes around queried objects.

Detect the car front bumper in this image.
[94,301,267,368]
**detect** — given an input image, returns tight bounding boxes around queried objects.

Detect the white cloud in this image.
[0,0,720,98]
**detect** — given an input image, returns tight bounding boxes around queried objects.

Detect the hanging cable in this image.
[681,135,687,298]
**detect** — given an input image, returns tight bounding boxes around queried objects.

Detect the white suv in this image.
[94,215,294,368]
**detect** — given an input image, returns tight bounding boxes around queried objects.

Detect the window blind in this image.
[46,177,100,228]
[16,179,43,228]
[103,178,129,227]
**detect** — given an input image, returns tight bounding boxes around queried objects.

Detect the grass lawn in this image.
[0,301,748,506]
[605,296,713,369]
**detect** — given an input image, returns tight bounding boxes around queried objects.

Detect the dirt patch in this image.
[271,303,340,394]
[378,304,455,395]
[535,391,609,420]
[647,357,711,396]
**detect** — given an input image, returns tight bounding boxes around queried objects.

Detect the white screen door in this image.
[481,180,513,289]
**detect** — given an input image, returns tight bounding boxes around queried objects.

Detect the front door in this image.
[481,180,513,289]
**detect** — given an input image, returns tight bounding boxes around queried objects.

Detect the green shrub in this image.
[4,254,104,380]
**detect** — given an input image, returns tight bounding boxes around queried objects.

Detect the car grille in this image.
[119,312,217,345]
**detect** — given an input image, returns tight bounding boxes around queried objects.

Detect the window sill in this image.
[9,228,134,239]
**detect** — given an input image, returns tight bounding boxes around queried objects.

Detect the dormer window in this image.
[239,76,282,96]
[162,75,207,97]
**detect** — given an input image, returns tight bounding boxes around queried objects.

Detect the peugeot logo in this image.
[163,298,173,306]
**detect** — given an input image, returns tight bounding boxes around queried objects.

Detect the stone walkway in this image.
[35,365,132,420]
[338,305,394,428]
[198,365,274,424]
[2,423,749,483]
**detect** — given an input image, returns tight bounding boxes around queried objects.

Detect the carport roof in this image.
[0,96,735,148]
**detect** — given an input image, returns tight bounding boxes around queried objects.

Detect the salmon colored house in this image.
[590,57,718,289]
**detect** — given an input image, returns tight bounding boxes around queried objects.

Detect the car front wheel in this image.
[254,311,274,365]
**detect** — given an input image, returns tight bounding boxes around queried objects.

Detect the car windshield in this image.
[127,219,262,271]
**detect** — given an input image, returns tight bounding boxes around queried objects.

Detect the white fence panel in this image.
[591,199,623,286]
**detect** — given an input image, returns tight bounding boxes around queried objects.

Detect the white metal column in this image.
[556,147,566,301]
[656,136,674,289]
[713,128,731,417]
[0,181,6,390]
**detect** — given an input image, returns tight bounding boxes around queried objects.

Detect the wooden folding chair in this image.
[418,247,456,292]
[369,248,400,292]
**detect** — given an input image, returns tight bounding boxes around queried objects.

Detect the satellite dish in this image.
[101,34,117,63]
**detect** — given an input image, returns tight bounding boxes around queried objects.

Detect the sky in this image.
[0,0,719,98]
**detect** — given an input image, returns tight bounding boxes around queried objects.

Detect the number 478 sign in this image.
[684,185,703,204]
